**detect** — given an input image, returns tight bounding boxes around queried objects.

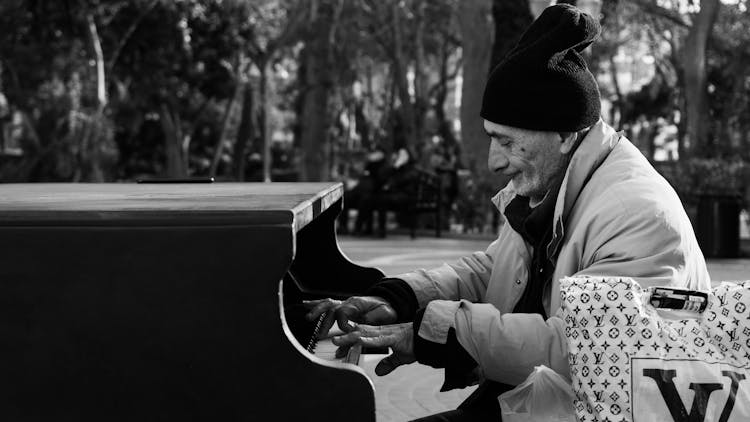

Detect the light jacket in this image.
[396,120,711,386]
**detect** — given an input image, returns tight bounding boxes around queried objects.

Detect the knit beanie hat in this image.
[481,4,601,132]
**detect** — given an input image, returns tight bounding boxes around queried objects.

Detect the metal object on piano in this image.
[0,183,384,421]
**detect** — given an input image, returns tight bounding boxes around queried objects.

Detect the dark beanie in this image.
[481,4,601,132]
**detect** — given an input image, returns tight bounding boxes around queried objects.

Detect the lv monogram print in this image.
[560,278,750,422]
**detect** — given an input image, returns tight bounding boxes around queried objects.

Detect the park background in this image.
[2,2,750,419]
[1,0,749,254]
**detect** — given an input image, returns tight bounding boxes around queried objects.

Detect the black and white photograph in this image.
[0,0,749,420]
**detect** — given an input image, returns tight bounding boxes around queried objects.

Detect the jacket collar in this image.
[491,119,622,256]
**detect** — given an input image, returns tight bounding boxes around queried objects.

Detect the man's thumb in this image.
[374,355,399,376]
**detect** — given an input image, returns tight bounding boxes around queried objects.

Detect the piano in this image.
[0,182,385,421]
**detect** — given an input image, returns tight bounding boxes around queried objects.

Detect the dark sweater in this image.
[503,176,564,319]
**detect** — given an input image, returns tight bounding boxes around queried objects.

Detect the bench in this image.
[377,168,445,239]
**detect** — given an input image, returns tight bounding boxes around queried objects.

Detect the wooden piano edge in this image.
[291,183,343,233]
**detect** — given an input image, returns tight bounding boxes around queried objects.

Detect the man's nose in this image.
[488,148,509,173]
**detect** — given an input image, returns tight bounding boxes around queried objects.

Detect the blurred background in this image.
[0,0,749,253]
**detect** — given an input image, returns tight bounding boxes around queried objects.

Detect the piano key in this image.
[314,338,339,360]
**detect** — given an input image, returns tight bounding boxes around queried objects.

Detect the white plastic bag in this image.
[498,365,577,422]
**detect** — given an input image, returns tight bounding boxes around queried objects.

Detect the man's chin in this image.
[511,182,544,199]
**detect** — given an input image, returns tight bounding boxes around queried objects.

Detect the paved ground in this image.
[337,233,750,421]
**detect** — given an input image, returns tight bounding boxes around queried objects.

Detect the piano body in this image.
[0,182,385,421]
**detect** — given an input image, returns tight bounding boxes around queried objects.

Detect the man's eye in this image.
[490,136,511,147]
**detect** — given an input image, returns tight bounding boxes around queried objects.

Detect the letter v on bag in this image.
[642,368,745,422]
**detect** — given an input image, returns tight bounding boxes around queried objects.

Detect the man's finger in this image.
[302,299,325,309]
[349,323,380,336]
[318,301,359,339]
[332,331,357,347]
[336,303,363,332]
[332,331,392,347]
[304,299,339,321]
[332,330,393,348]
[335,346,349,359]
[358,335,393,348]
[375,353,405,376]
[304,300,330,321]
[362,303,397,325]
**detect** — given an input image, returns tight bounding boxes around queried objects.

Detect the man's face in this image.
[484,120,569,202]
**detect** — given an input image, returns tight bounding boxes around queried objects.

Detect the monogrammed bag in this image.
[560,277,750,422]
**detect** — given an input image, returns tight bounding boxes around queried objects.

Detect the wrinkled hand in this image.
[303,296,397,339]
[333,323,416,376]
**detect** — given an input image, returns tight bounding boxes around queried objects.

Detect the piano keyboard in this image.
[306,312,362,365]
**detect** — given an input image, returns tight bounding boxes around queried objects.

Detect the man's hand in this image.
[303,296,398,339]
[332,323,416,376]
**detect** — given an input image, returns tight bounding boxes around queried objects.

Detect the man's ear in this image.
[559,132,578,154]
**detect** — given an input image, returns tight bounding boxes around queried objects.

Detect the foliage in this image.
[0,0,749,229]
[0,1,117,181]
[705,1,750,158]
[661,158,747,199]
[606,0,750,161]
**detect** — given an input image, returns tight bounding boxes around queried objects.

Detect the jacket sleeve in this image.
[419,192,710,387]
[419,300,569,386]
[394,235,505,307]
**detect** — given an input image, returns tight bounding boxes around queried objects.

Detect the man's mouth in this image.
[492,167,516,177]
[492,172,516,186]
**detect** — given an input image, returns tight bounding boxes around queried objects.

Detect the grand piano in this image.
[0,182,385,421]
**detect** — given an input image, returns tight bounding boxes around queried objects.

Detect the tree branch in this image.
[629,0,690,28]
[246,35,264,61]
[106,0,160,74]
[86,13,107,110]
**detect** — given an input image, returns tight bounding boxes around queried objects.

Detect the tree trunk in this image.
[210,77,244,178]
[259,61,271,182]
[159,103,187,178]
[87,15,107,113]
[298,46,330,181]
[608,53,623,129]
[233,83,254,181]
[413,0,427,145]
[434,43,458,147]
[297,2,336,182]
[384,68,397,152]
[682,0,720,158]
[458,0,494,177]
[83,13,107,182]
[391,1,417,150]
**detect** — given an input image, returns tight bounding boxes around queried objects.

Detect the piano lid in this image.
[0,182,343,230]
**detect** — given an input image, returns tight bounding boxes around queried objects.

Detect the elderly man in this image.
[306,4,710,421]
